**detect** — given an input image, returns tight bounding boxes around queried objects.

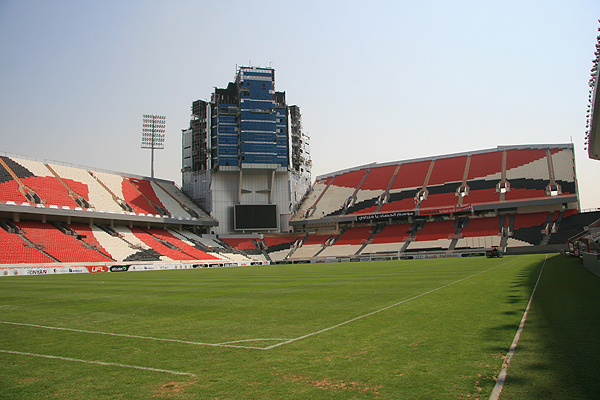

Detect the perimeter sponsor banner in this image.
[127,264,192,271]
[403,251,485,260]
[88,266,109,273]
[407,253,463,260]
[418,204,473,216]
[1,266,90,277]
[357,211,416,222]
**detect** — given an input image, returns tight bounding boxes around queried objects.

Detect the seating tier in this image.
[331,169,368,188]
[122,178,168,216]
[263,236,303,247]
[428,156,467,185]
[413,220,455,241]
[49,163,119,212]
[390,160,431,190]
[16,221,112,263]
[462,217,500,237]
[371,223,412,244]
[467,152,503,180]
[91,225,139,262]
[512,212,550,230]
[0,228,54,264]
[221,238,258,250]
[0,156,210,220]
[130,227,191,261]
[334,226,373,245]
[360,165,397,191]
[505,148,547,171]
[288,244,321,259]
[146,228,218,260]
[303,234,336,245]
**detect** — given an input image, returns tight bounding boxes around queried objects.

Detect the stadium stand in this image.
[16,221,112,263]
[547,211,600,245]
[221,238,259,250]
[48,163,112,211]
[509,212,552,245]
[334,226,374,245]
[260,235,304,261]
[0,220,55,263]
[0,143,589,269]
[288,233,336,260]
[129,227,196,261]
[406,219,456,251]
[0,156,86,209]
[427,156,468,186]
[291,145,577,224]
[142,228,218,260]
[91,225,142,262]
[454,216,502,249]
[122,178,169,216]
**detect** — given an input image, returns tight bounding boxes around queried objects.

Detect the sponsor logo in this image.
[90,266,108,273]
[110,265,129,272]
[27,269,48,275]
[357,211,415,222]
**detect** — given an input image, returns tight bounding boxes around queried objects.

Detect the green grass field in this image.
[1,254,599,399]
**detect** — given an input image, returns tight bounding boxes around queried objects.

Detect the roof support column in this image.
[269,170,275,204]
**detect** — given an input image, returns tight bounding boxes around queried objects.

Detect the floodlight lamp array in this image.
[141,115,166,149]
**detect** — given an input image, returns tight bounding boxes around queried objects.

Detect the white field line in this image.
[217,338,289,345]
[263,260,516,349]
[0,349,196,376]
[488,254,547,400]
[1,260,516,352]
[0,321,272,350]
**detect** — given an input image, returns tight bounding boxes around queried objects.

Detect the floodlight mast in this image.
[141,114,166,178]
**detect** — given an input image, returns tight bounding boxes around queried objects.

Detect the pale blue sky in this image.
[1,1,599,209]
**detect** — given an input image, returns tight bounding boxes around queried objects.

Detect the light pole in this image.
[141,114,166,178]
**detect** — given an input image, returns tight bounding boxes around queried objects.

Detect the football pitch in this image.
[1,254,599,399]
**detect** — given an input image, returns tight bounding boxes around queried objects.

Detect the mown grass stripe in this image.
[266,260,516,349]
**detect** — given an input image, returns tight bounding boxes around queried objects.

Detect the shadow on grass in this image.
[501,254,600,400]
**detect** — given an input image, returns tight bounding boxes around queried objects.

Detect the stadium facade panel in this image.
[182,66,312,235]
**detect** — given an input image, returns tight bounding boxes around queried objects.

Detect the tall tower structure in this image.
[182,66,311,235]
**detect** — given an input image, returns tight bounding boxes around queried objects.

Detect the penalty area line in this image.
[0,349,196,377]
[0,321,277,350]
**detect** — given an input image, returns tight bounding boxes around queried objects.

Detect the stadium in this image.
[2,23,600,400]
[2,66,599,274]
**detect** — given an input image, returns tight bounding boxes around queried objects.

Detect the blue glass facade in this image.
[210,67,289,169]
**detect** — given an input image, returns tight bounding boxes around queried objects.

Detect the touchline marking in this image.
[0,349,196,376]
[264,261,515,350]
[488,255,547,400]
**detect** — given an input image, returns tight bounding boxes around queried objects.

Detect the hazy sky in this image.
[1,1,599,209]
